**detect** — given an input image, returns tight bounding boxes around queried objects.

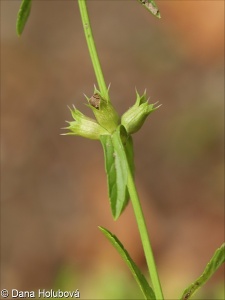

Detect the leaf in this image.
[16,0,32,36]
[100,134,124,219]
[180,243,225,300]
[99,226,156,300]
[100,126,132,219]
[137,0,161,19]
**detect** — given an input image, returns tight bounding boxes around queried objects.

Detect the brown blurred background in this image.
[1,1,224,299]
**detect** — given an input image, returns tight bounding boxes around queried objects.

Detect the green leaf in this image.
[100,131,125,219]
[99,226,156,300]
[137,0,161,19]
[100,126,134,219]
[100,134,123,219]
[16,0,32,36]
[180,243,225,300]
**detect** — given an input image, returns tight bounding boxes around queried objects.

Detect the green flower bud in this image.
[87,90,120,133]
[121,90,161,135]
[62,106,108,140]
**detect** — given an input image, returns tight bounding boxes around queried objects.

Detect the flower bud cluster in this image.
[63,88,160,139]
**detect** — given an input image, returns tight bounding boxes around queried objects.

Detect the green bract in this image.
[62,106,108,140]
[63,87,120,138]
[121,90,160,135]
[87,89,120,133]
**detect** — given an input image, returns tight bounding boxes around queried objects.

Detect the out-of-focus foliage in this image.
[180,243,225,300]
[16,0,32,36]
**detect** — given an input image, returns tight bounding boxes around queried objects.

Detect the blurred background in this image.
[1,1,224,299]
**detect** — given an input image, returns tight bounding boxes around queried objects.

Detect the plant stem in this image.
[78,0,109,101]
[126,165,164,299]
[78,1,164,299]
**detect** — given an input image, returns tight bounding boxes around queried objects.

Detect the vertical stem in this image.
[78,0,109,100]
[127,167,164,299]
[78,1,164,299]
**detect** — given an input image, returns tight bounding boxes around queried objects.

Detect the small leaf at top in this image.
[137,0,161,19]
[99,226,156,300]
[180,243,225,300]
[16,0,32,36]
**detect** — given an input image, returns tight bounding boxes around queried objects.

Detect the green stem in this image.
[78,1,164,299]
[126,164,164,300]
[78,0,109,100]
